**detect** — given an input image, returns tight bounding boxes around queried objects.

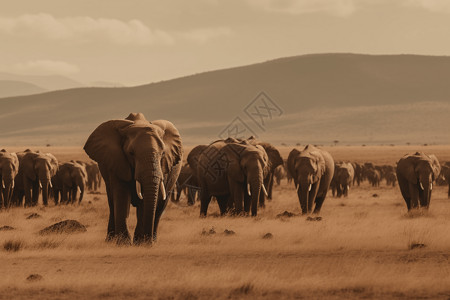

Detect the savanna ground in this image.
[1,145,450,299]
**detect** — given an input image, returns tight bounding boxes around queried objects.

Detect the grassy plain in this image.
[1,145,450,299]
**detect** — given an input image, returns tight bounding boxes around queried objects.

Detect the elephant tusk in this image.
[77,187,81,193]
[261,184,268,197]
[308,184,312,192]
[430,183,433,191]
[136,181,143,200]
[419,182,424,190]
[160,180,166,200]
[49,181,53,189]
[1,179,4,189]
[39,181,43,189]
[11,180,14,189]
[347,185,350,191]
[247,183,251,196]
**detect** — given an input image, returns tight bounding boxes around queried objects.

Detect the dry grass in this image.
[1,146,450,299]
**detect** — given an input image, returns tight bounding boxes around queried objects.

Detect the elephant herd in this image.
[1,113,448,246]
[0,149,102,209]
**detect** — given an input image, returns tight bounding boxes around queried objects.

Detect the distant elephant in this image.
[171,163,198,205]
[0,150,19,209]
[287,145,334,214]
[13,150,58,207]
[396,152,441,210]
[247,137,283,207]
[185,144,208,202]
[385,171,397,187]
[79,161,102,191]
[365,168,381,187]
[273,164,287,185]
[441,164,450,198]
[84,113,183,245]
[53,162,87,204]
[196,138,269,217]
[331,162,354,197]
[351,162,363,186]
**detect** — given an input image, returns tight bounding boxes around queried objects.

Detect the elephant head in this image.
[84,113,183,244]
[225,141,269,215]
[397,152,441,209]
[0,150,19,208]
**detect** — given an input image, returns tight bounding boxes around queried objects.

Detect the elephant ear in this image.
[187,145,207,172]
[84,119,135,182]
[45,153,59,176]
[151,120,183,176]
[223,143,247,182]
[428,155,441,180]
[399,157,418,184]
[310,150,326,178]
[287,149,301,186]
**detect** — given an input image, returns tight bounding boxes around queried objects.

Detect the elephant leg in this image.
[230,181,244,215]
[448,184,450,199]
[267,173,274,200]
[216,195,229,215]
[187,187,195,206]
[258,192,266,208]
[199,187,212,217]
[408,182,419,209]
[24,179,32,207]
[397,176,411,210]
[32,181,39,206]
[112,180,131,245]
[313,196,326,214]
[0,188,4,209]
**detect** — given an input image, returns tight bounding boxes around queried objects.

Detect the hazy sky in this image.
[1,0,450,86]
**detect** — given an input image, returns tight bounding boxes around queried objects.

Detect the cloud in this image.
[181,27,232,43]
[0,13,174,45]
[246,0,357,17]
[404,0,450,13]
[10,60,80,75]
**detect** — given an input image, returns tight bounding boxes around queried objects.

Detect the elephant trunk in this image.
[419,174,433,208]
[135,159,163,244]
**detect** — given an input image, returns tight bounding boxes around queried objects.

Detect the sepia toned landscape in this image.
[0,146,449,299]
[2,1,450,299]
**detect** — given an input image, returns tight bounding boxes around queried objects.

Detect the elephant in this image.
[171,163,198,205]
[351,162,363,186]
[287,145,334,215]
[385,171,397,187]
[247,137,283,207]
[84,113,183,245]
[273,164,287,185]
[366,169,381,187]
[13,150,58,207]
[78,161,102,191]
[0,150,19,209]
[331,162,354,198]
[52,162,87,204]
[196,138,269,217]
[440,163,450,198]
[396,152,441,210]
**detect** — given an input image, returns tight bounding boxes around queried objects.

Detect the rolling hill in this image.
[0,72,83,91]
[0,80,47,98]
[0,53,449,146]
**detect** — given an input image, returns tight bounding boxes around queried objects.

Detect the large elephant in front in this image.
[13,150,58,207]
[287,145,334,214]
[53,162,87,204]
[396,152,441,210]
[196,139,269,217]
[331,162,354,198]
[84,113,183,245]
[247,137,283,207]
[0,150,19,209]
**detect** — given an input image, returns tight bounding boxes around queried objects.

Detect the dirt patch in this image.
[262,232,273,239]
[223,229,235,235]
[276,211,296,218]
[201,227,216,236]
[26,213,42,219]
[306,216,323,222]
[26,274,43,282]
[0,225,15,231]
[39,219,87,235]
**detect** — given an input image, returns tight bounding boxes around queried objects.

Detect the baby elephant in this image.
[396,152,441,210]
[52,162,87,204]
